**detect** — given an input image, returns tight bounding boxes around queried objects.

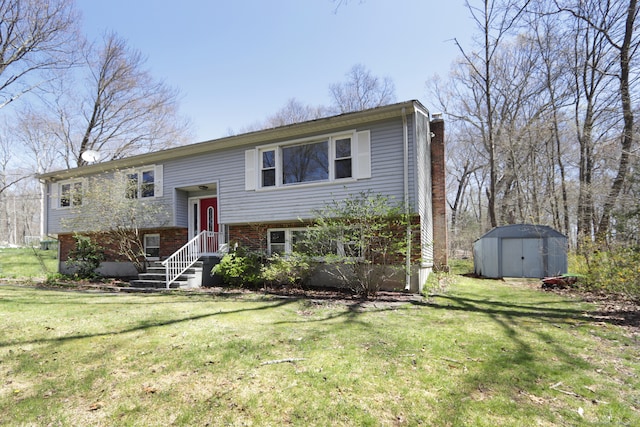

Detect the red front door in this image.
[199,197,218,233]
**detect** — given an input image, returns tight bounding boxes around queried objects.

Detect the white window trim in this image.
[56,179,84,209]
[123,164,163,199]
[248,129,370,191]
[267,227,307,255]
[144,233,160,260]
[267,227,362,260]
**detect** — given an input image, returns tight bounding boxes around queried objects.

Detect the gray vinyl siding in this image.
[46,112,425,233]
[174,189,189,228]
[415,111,433,265]
[46,183,69,233]
[223,118,414,224]
[46,170,173,234]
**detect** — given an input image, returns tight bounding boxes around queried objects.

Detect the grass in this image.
[0,276,638,426]
[0,247,57,280]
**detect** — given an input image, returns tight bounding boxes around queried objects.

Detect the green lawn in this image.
[0,247,57,280]
[0,276,638,426]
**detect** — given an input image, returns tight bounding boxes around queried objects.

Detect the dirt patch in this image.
[478,277,640,334]
[23,280,424,308]
[543,286,640,331]
[508,278,640,333]
[198,284,425,308]
[25,277,639,330]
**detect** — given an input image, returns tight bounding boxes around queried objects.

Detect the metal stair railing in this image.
[161,230,219,289]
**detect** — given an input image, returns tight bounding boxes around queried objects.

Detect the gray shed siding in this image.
[473,225,568,279]
[473,237,500,278]
[547,237,568,275]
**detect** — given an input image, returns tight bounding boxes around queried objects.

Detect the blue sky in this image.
[76,0,474,142]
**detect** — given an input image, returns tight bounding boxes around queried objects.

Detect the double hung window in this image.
[246,130,369,191]
[126,168,156,199]
[60,181,83,207]
[267,227,360,259]
[144,234,160,259]
[261,150,276,187]
[334,137,352,179]
[268,228,313,255]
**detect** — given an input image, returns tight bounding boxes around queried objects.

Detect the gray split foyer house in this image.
[39,100,448,292]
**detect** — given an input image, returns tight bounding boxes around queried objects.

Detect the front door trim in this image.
[187,195,219,240]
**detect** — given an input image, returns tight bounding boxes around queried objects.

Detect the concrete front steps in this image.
[128,261,204,289]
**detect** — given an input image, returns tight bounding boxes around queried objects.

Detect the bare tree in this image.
[44,32,191,168]
[0,130,37,244]
[0,0,78,110]
[453,0,531,228]
[525,3,575,236]
[329,64,396,113]
[236,64,395,133]
[9,110,65,237]
[265,98,329,127]
[549,0,638,243]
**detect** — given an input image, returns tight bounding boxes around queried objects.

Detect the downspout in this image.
[402,108,411,291]
[39,178,48,238]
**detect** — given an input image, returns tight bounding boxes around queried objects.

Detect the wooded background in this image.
[1,0,638,260]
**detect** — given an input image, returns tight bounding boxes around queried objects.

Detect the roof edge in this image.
[38,100,429,181]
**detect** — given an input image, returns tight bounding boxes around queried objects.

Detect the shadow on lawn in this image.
[421,293,639,328]
[417,294,621,424]
[0,298,297,349]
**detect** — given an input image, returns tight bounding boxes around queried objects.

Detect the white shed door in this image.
[501,238,543,278]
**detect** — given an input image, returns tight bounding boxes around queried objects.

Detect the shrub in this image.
[212,247,264,287]
[304,191,411,298]
[572,244,640,301]
[261,253,314,287]
[65,234,105,280]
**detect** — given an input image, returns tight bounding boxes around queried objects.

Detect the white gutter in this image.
[38,100,426,182]
[402,108,411,291]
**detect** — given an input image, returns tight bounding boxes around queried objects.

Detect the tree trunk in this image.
[595,0,637,242]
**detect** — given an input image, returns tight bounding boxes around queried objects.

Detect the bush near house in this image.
[299,191,413,298]
[212,247,265,287]
[261,252,314,287]
[65,234,105,280]
[214,192,415,297]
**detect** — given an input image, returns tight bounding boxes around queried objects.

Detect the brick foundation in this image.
[228,217,422,264]
[58,228,189,262]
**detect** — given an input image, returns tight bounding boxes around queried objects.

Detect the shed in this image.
[473,224,567,279]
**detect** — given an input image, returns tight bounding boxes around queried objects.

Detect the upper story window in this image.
[282,140,329,185]
[261,150,276,187]
[52,165,163,209]
[126,168,156,199]
[334,137,352,179]
[60,181,83,207]
[257,133,357,188]
[245,130,370,191]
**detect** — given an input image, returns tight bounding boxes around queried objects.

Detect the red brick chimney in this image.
[430,115,448,271]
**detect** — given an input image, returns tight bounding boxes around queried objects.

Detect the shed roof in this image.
[478,224,566,240]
